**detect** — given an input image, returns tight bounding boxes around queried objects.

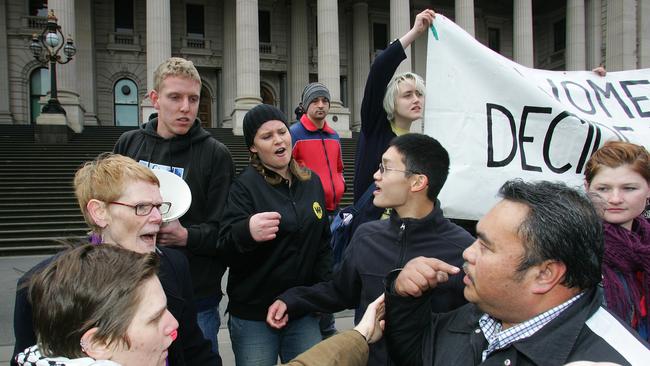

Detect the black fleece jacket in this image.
[385,286,650,365]
[114,117,234,299]
[218,166,332,320]
[277,203,474,365]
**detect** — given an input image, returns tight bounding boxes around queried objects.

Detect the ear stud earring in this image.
[80,339,88,352]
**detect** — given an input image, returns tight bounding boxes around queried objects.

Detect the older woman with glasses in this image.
[12,153,219,366]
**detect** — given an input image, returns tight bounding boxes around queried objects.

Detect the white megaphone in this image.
[151,169,192,223]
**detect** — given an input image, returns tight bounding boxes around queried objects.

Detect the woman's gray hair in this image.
[382,72,425,122]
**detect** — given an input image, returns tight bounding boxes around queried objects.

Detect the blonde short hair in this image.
[74,153,159,232]
[382,72,425,122]
[153,57,201,91]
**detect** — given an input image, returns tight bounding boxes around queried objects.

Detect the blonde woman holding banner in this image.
[353,9,434,204]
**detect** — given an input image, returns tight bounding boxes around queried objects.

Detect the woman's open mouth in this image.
[140,232,157,245]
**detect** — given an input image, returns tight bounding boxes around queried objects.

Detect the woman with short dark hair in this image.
[16,244,177,366]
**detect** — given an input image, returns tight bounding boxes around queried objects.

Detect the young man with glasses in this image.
[266,134,474,365]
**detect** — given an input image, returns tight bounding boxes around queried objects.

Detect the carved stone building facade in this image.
[0,0,648,135]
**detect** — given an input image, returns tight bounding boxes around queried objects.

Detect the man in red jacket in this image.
[290,82,345,339]
[290,83,345,216]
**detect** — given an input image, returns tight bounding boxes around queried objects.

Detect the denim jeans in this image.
[319,313,337,339]
[319,210,340,339]
[228,314,321,366]
[196,295,221,355]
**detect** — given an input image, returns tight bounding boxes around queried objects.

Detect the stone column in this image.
[317,0,350,136]
[585,0,602,69]
[352,1,369,131]
[513,0,534,67]
[639,0,650,68]
[222,0,236,127]
[280,72,288,116]
[0,0,13,123]
[47,0,84,132]
[143,0,171,121]
[75,0,97,125]
[232,0,262,135]
[390,0,411,74]
[290,0,309,119]
[566,0,586,70]
[455,0,475,37]
[606,0,636,71]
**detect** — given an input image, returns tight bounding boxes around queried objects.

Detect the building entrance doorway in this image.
[199,86,212,128]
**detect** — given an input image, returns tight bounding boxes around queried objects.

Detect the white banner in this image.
[424,15,650,220]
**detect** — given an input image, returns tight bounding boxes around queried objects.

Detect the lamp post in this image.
[29,9,76,115]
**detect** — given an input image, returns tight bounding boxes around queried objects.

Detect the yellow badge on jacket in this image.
[313,202,323,219]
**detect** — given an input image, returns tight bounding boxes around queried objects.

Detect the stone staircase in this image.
[0,125,358,256]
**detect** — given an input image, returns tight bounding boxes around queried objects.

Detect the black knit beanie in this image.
[301,82,331,110]
[243,104,289,148]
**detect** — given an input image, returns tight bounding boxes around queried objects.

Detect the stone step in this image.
[0,145,113,150]
[0,175,74,180]
[0,202,79,213]
[0,242,76,256]
[0,158,92,162]
[0,172,75,177]
[0,195,76,202]
[0,182,72,188]
[0,187,71,193]
[0,213,83,223]
[0,166,81,172]
[0,220,86,230]
[0,226,87,235]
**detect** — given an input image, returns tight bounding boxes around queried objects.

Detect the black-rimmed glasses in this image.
[378,162,416,176]
[109,201,172,216]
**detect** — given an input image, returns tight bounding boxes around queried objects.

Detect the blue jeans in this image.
[228,314,321,366]
[319,313,337,339]
[319,210,340,339]
[196,295,221,355]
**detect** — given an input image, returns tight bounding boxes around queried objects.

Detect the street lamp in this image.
[29,9,76,115]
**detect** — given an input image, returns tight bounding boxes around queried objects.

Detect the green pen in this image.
[430,24,439,40]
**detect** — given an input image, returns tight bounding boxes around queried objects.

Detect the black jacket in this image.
[354,40,404,203]
[114,117,234,299]
[385,285,650,365]
[12,246,220,366]
[278,203,474,365]
[218,166,332,320]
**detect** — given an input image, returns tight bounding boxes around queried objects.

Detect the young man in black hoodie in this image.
[114,57,234,358]
[266,134,474,365]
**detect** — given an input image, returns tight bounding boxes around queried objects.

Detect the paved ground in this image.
[0,255,354,366]
[0,255,49,366]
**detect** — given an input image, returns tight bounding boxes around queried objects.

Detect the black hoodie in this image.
[114,116,234,299]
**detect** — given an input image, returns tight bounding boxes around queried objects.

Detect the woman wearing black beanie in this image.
[218,104,332,365]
